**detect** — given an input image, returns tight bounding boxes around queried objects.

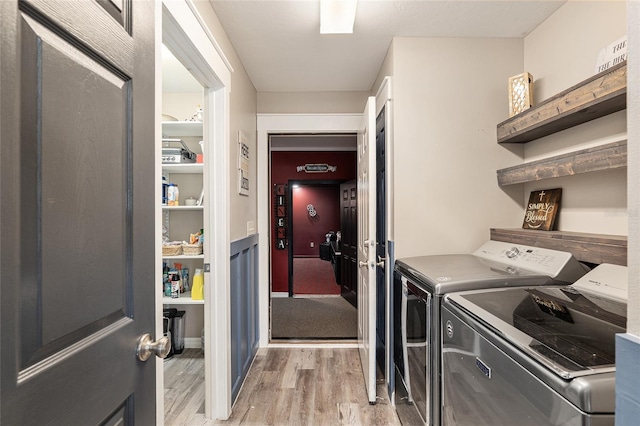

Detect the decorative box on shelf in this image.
[508,72,533,118]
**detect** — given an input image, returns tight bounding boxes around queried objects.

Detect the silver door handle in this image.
[376,255,386,267]
[137,333,171,361]
[359,260,369,268]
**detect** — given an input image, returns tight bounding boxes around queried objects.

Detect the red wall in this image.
[271,151,356,293]
[292,186,340,257]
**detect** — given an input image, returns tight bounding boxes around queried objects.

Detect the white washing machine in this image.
[392,240,588,426]
[441,263,627,426]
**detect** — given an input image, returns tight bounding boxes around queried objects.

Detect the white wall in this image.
[192,0,258,242]
[162,91,202,121]
[523,0,627,236]
[627,0,639,336]
[372,41,394,98]
[257,91,369,113]
[391,37,526,258]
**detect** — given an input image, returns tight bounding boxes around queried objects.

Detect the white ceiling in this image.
[207,0,567,92]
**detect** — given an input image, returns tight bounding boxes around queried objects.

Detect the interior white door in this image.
[357,96,377,403]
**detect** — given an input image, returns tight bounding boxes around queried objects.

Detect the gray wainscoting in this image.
[616,333,640,424]
[230,233,260,403]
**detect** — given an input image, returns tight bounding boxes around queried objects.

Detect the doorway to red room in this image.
[269,137,357,340]
[288,181,342,297]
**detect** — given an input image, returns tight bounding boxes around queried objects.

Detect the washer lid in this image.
[395,241,588,294]
[395,254,553,294]
[446,280,627,379]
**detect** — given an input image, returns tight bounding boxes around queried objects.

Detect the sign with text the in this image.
[595,35,627,74]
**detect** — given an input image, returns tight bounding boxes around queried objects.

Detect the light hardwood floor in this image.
[164,347,401,425]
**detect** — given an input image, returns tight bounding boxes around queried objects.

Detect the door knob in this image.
[359,260,369,268]
[376,255,386,267]
[137,333,171,361]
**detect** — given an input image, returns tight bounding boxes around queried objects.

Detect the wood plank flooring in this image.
[164,348,206,425]
[164,347,401,425]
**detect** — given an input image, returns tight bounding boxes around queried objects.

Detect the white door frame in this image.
[158,0,232,420]
[257,114,361,346]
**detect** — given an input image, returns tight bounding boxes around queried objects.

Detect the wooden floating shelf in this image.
[497,62,627,144]
[490,228,627,266]
[497,140,627,186]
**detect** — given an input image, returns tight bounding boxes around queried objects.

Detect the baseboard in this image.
[184,337,202,349]
[271,292,289,298]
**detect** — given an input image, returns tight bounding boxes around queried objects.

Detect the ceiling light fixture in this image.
[320,0,357,34]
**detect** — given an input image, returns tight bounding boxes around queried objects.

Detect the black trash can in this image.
[172,310,186,355]
[163,308,177,358]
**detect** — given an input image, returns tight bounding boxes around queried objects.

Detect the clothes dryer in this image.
[393,240,588,426]
[440,263,626,426]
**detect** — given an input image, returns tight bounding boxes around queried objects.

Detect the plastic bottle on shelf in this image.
[162,175,168,206]
[167,183,180,206]
[174,262,183,292]
[191,268,204,300]
[181,267,190,292]
[170,273,180,298]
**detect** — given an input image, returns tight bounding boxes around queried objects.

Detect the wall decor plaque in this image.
[522,188,562,231]
[508,72,533,117]
[274,184,288,249]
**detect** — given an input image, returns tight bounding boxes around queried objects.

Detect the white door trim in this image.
[160,0,231,420]
[257,113,362,347]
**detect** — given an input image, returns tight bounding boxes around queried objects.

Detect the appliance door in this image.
[401,276,431,424]
[440,304,613,426]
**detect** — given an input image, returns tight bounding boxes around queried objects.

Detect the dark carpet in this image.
[293,257,341,295]
[271,296,357,339]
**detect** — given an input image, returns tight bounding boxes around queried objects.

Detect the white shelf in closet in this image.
[162,205,204,211]
[162,163,203,174]
[162,291,204,305]
[161,121,203,137]
[162,254,205,260]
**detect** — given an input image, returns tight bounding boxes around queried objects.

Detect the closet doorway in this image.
[269,135,357,340]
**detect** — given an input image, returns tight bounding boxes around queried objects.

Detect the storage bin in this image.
[182,243,203,255]
[162,244,182,256]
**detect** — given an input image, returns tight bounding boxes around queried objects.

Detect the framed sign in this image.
[274,184,288,249]
[522,188,562,231]
[238,131,249,196]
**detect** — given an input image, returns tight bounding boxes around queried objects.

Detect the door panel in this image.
[22,15,130,365]
[375,107,387,372]
[340,180,357,307]
[357,96,377,403]
[1,0,156,424]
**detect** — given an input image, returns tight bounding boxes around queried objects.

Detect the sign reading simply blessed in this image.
[522,188,562,231]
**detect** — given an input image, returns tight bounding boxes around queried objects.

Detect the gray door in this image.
[1,0,157,424]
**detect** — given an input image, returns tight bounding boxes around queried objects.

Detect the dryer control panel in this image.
[473,240,587,282]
